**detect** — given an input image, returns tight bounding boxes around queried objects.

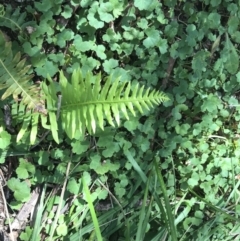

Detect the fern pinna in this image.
[0,30,168,144]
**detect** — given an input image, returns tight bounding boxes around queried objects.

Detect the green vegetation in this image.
[0,0,240,240]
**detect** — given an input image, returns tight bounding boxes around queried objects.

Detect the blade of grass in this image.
[124,150,176,240]
[226,168,240,218]
[175,203,191,226]
[174,192,191,226]
[69,207,121,241]
[82,175,103,241]
[126,176,143,199]
[185,189,240,240]
[68,200,135,241]
[153,156,178,241]
[0,172,15,241]
[151,229,168,241]
[124,149,147,182]
[68,202,89,235]
[189,188,240,222]
[48,161,71,240]
[136,178,152,241]
[101,209,139,238]
[97,178,130,241]
[135,180,149,241]
[30,184,47,241]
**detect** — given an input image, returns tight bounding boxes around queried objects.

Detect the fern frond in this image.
[44,69,169,140]
[0,4,28,32]
[0,31,45,113]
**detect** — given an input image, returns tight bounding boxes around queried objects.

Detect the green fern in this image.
[43,69,169,141]
[0,30,46,145]
[0,30,45,113]
[0,4,28,32]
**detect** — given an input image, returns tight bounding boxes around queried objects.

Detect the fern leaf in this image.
[44,69,169,140]
[0,31,45,113]
[0,4,28,32]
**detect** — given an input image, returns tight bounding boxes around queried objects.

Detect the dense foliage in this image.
[0,0,240,240]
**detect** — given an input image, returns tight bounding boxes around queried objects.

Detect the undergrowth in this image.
[0,0,240,241]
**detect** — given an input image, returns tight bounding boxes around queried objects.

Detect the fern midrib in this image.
[0,58,37,106]
[0,16,22,31]
[60,97,163,110]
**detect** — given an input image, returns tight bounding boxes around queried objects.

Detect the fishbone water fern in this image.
[0,30,45,113]
[0,4,29,32]
[43,70,169,141]
[0,31,168,145]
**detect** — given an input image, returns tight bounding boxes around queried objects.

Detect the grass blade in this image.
[30,185,47,241]
[124,150,177,240]
[153,155,178,241]
[136,178,151,241]
[82,175,103,241]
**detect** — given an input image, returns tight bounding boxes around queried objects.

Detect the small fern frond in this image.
[0,4,28,32]
[0,31,45,113]
[44,69,169,140]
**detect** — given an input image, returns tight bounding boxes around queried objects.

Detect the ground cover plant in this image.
[1,0,240,240]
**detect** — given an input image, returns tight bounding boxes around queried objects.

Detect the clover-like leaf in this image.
[61,5,73,19]
[56,223,68,236]
[93,44,106,59]
[35,0,53,12]
[134,0,158,11]
[103,58,119,73]
[207,12,221,29]
[114,182,126,198]
[35,59,59,78]
[20,227,33,241]
[73,35,93,52]
[110,0,124,17]
[0,127,11,150]
[55,29,74,48]
[98,2,114,23]
[7,178,30,202]
[67,178,81,195]
[90,154,119,174]
[87,12,104,29]
[16,158,36,179]
[143,27,160,48]
[71,139,89,155]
